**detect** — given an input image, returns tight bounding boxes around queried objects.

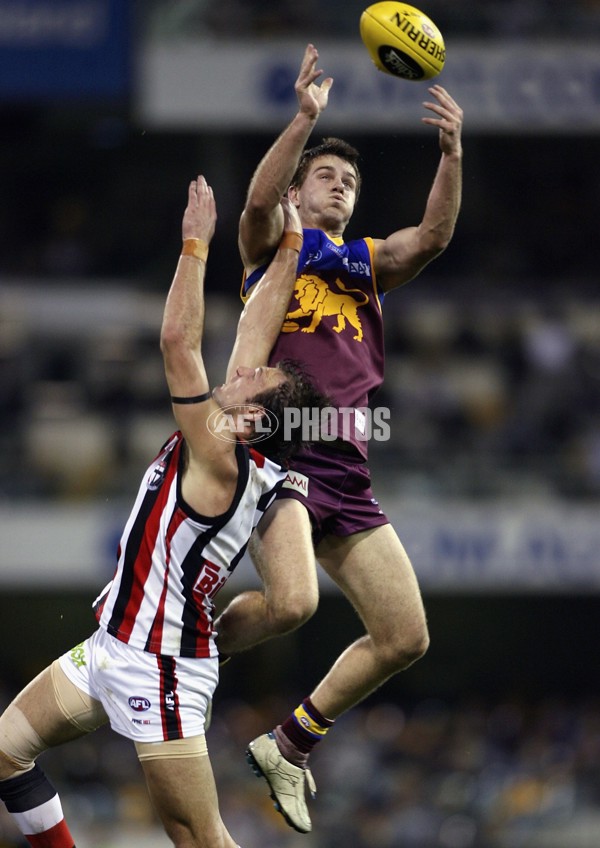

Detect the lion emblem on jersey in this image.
[282,275,369,342]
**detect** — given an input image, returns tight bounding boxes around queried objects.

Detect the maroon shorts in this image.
[277,444,389,546]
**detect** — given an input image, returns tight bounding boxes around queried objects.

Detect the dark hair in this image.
[290,137,362,199]
[249,358,331,465]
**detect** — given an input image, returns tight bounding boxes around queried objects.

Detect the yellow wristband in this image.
[182,238,209,262]
[279,231,304,253]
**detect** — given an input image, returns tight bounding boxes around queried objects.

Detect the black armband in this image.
[170,391,212,404]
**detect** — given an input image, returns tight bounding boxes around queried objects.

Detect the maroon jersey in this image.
[244,229,385,459]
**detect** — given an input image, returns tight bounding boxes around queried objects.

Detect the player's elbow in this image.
[242,196,278,231]
[244,193,270,215]
[159,325,179,356]
[425,219,457,254]
[415,233,452,269]
[160,326,194,367]
[434,230,454,253]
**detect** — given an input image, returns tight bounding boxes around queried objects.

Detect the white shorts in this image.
[58,628,219,743]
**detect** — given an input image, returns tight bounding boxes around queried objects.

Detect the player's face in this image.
[213,366,285,410]
[291,155,358,234]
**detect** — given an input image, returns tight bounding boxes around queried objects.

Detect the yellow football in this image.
[360,2,445,81]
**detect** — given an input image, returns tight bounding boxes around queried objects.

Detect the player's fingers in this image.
[421,116,455,134]
[429,85,461,112]
[422,99,446,117]
[303,68,323,88]
[423,98,461,123]
[298,44,318,77]
[303,43,318,64]
[195,177,216,210]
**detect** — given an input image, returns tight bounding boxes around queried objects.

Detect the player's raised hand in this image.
[280,196,302,238]
[295,43,333,120]
[421,85,463,155]
[182,175,217,244]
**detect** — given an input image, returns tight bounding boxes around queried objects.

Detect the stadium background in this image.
[1,1,600,846]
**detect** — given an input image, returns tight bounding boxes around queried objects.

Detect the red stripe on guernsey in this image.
[177,442,252,657]
[157,654,183,740]
[144,507,188,653]
[249,447,265,468]
[144,567,170,653]
[106,439,181,641]
[25,819,75,847]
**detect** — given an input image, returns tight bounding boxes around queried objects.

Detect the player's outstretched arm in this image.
[161,177,246,512]
[228,199,303,380]
[160,175,236,474]
[161,175,216,403]
[239,43,332,272]
[374,85,463,292]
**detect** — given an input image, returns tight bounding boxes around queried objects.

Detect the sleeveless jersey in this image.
[243,228,385,459]
[94,432,285,658]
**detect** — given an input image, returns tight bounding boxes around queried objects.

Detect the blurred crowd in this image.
[145,0,600,39]
[1,282,599,503]
[1,692,600,847]
[0,4,598,846]
[376,288,600,499]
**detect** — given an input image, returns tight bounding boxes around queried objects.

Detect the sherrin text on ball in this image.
[360,1,445,81]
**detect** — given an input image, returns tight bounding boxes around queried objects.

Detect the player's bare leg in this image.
[214,499,318,656]
[247,523,429,833]
[0,664,107,847]
[141,753,239,848]
[311,522,429,716]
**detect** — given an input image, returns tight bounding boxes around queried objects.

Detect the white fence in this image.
[137,39,600,133]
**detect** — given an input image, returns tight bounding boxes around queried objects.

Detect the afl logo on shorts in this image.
[147,459,167,491]
[129,696,151,712]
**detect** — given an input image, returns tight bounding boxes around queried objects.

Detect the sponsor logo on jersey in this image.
[194,559,227,598]
[282,471,309,497]
[69,641,87,668]
[349,260,370,276]
[164,690,176,711]
[128,696,151,712]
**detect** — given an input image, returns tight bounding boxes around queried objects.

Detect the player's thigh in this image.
[250,498,318,598]
[316,523,427,641]
[140,751,226,843]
